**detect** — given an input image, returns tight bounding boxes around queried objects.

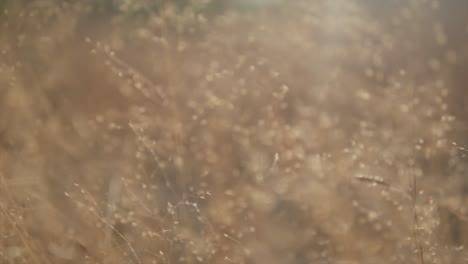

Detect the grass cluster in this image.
[1,0,468,263]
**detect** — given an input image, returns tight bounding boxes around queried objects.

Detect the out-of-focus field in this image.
[1,0,468,263]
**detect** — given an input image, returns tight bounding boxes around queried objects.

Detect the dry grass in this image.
[1,0,468,263]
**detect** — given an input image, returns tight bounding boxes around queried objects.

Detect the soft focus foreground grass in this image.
[1,0,468,263]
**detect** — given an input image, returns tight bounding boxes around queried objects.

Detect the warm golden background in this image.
[1,0,468,263]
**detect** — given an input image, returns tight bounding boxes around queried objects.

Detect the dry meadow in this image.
[1,0,468,263]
